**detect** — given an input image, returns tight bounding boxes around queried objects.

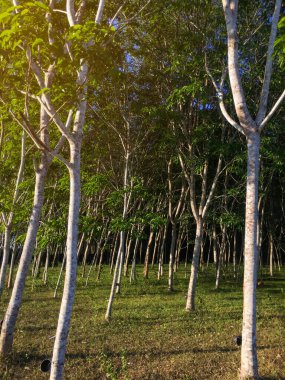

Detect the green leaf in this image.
[32,37,44,49]
[36,87,50,96]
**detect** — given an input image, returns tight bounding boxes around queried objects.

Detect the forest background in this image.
[0,0,284,379]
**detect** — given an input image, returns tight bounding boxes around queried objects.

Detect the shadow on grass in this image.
[1,350,90,365]
[97,343,280,360]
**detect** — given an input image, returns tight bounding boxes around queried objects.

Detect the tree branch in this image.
[95,0,105,24]
[205,56,246,136]
[222,0,255,131]
[259,89,285,130]
[178,152,199,222]
[256,0,282,126]
[202,155,223,219]
[66,0,77,26]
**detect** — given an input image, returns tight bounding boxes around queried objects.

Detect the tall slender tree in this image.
[207,1,284,377]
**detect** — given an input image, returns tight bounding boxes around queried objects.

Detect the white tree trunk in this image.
[0,131,26,296]
[241,132,260,379]
[7,234,18,289]
[215,225,226,290]
[115,231,126,294]
[0,162,48,354]
[168,223,177,292]
[144,230,154,278]
[0,226,12,296]
[105,234,124,321]
[220,1,282,377]
[186,218,203,311]
[50,144,81,380]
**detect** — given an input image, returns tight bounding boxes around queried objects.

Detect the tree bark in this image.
[144,230,154,279]
[168,223,177,292]
[240,132,260,379]
[0,162,48,354]
[50,144,81,380]
[0,226,12,296]
[7,234,18,290]
[0,131,26,296]
[186,218,203,311]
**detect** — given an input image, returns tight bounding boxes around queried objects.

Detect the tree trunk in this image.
[240,132,260,379]
[97,232,110,281]
[0,163,48,354]
[174,228,183,272]
[33,250,43,278]
[123,230,132,277]
[43,248,49,285]
[7,235,18,290]
[168,223,177,292]
[105,236,123,321]
[130,237,139,284]
[50,144,81,380]
[269,231,273,277]
[186,218,203,311]
[82,231,93,278]
[0,226,12,296]
[54,253,66,299]
[158,225,167,280]
[0,131,26,296]
[215,225,226,290]
[110,233,119,273]
[151,229,161,268]
[233,230,237,278]
[213,224,217,265]
[144,230,154,279]
[115,231,126,294]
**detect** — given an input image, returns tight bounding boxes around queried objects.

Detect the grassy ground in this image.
[0,264,284,380]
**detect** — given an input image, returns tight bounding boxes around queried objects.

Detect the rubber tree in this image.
[178,124,223,310]
[0,53,67,354]
[105,144,130,320]
[207,1,284,377]
[0,130,26,296]
[49,2,105,378]
[167,158,187,292]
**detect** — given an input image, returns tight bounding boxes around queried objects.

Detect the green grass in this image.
[0,264,284,379]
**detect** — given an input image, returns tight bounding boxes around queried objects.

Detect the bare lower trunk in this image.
[105,236,123,321]
[0,131,26,296]
[158,225,167,280]
[174,229,183,272]
[269,231,273,277]
[168,224,177,292]
[130,236,140,284]
[123,232,132,277]
[0,226,12,296]
[43,248,49,285]
[82,231,93,278]
[110,233,119,273]
[54,253,66,298]
[240,132,260,379]
[33,250,43,278]
[233,230,237,278]
[7,235,18,290]
[0,164,48,354]
[115,231,126,294]
[50,146,81,380]
[97,232,110,281]
[186,218,203,311]
[151,229,161,268]
[213,224,217,265]
[215,225,226,290]
[144,230,154,279]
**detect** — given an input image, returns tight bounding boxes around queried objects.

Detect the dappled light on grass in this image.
[0,264,284,379]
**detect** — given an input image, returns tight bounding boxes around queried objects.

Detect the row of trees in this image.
[0,0,284,379]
